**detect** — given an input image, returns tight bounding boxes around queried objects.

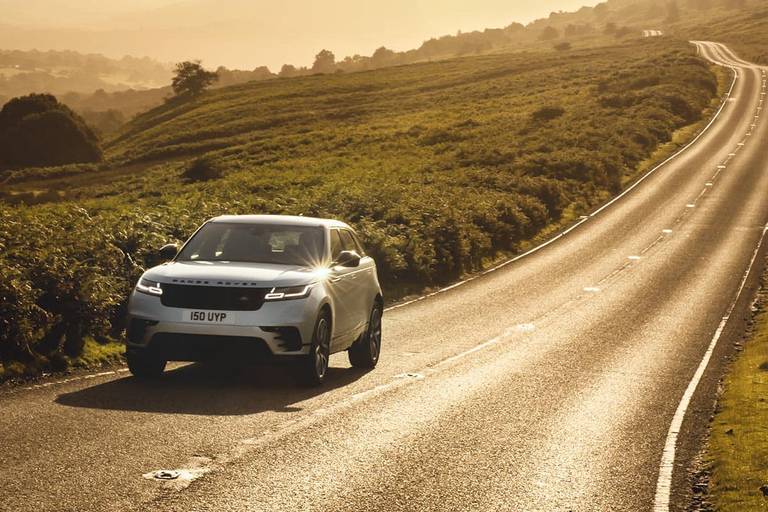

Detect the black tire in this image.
[349,303,382,369]
[301,310,332,385]
[127,351,166,379]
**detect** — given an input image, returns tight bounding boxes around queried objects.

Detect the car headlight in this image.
[136,278,163,296]
[264,284,315,301]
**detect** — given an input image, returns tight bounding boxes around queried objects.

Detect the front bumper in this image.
[126,289,322,360]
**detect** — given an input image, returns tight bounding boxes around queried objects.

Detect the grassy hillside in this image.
[676,5,768,65]
[0,38,720,375]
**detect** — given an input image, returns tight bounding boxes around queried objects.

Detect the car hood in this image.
[143,261,324,288]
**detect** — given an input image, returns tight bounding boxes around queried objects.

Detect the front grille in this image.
[160,283,270,311]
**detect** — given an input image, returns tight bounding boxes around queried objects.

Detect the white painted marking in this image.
[685,204,696,208]
[654,224,768,511]
[662,229,673,234]
[628,256,642,261]
[515,323,537,333]
[728,153,736,156]
[583,287,601,293]
[19,368,130,392]
[705,182,713,187]
[717,165,726,169]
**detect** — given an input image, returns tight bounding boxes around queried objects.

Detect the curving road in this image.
[1,42,767,512]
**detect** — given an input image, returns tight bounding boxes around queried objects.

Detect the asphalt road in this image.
[1,42,767,512]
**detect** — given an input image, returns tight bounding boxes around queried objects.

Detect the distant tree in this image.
[371,47,397,68]
[312,50,336,74]
[279,64,299,77]
[171,60,218,97]
[0,93,102,170]
[666,0,681,22]
[564,24,593,38]
[539,26,560,41]
[251,66,274,80]
[554,41,572,51]
[79,109,126,138]
[593,2,610,19]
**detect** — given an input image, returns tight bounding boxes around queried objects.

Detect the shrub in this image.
[531,105,566,122]
[182,156,223,182]
[0,94,102,170]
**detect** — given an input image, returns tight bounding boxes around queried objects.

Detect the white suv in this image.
[126,215,383,384]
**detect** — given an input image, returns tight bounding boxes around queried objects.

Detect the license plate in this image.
[186,310,236,324]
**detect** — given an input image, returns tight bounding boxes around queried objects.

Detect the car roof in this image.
[208,214,351,229]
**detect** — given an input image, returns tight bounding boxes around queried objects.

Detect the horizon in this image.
[0,0,601,70]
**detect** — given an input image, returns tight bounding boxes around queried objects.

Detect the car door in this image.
[339,229,372,335]
[327,228,357,349]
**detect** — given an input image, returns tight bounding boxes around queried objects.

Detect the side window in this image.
[349,231,366,256]
[339,230,358,253]
[330,229,343,260]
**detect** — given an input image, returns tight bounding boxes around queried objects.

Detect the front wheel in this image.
[301,311,331,385]
[349,304,382,369]
[127,351,166,379]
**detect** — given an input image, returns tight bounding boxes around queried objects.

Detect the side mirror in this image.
[159,243,179,261]
[334,250,361,268]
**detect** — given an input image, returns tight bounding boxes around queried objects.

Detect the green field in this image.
[0,38,720,375]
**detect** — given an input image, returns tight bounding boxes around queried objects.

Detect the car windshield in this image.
[177,222,326,267]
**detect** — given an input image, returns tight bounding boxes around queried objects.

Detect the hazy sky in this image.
[0,0,601,69]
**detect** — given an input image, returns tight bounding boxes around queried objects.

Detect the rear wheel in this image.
[127,351,166,379]
[301,311,331,385]
[349,303,382,369]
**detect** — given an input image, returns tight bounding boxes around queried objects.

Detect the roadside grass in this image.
[0,338,124,382]
[705,277,768,511]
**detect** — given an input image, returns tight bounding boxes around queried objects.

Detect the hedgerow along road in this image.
[1,42,767,512]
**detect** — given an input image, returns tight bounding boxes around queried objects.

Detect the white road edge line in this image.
[387,42,738,313]
[653,223,768,512]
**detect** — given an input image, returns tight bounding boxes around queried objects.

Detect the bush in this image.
[0,94,102,170]
[531,105,566,122]
[182,156,223,182]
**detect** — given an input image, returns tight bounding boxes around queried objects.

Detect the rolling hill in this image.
[3,0,757,373]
